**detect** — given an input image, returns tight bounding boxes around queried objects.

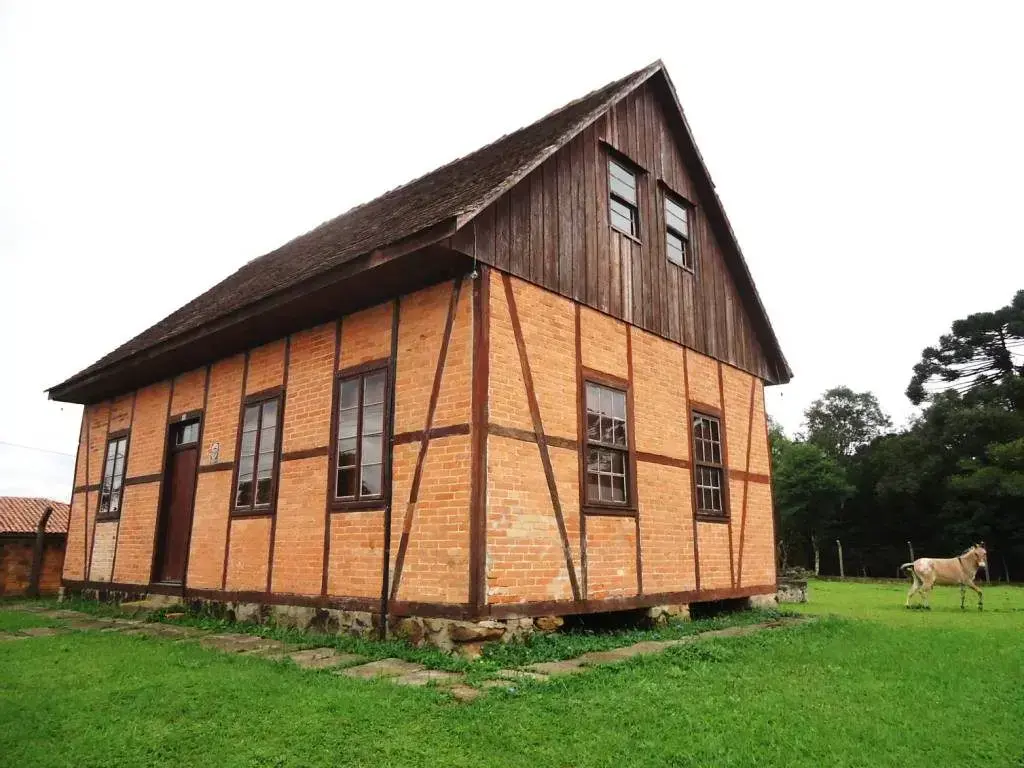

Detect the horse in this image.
[900,544,988,610]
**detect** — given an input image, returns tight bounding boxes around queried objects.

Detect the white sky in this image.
[2,2,1022,502]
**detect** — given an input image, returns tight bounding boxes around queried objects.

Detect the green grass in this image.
[0,610,62,632]
[2,583,1023,767]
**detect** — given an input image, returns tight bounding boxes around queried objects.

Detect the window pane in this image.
[586,412,600,441]
[242,405,259,432]
[109,490,121,514]
[712,443,722,464]
[235,478,253,507]
[612,419,626,447]
[238,430,256,460]
[336,467,357,498]
[709,420,720,443]
[601,416,615,445]
[665,198,688,235]
[260,426,277,456]
[99,491,110,514]
[340,380,359,409]
[610,475,626,502]
[363,372,385,405]
[587,448,602,474]
[608,160,637,203]
[261,399,278,427]
[361,435,382,466]
[586,383,600,413]
[361,464,382,497]
[338,407,358,439]
[587,472,600,503]
[255,477,273,505]
[103,452,116,482]
[610,199,635,234]
[257,451,274,476]
[338,438,357,467]
[610,176,637,205]
[116,438,127,459]
[599,473,610,502]
[611,451,625,475]
[667,232,686,267]
[610,390,626,420]
[363,403,384,435]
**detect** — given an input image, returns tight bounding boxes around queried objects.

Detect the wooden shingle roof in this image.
[49,60,789,402]
[0,497,70,535]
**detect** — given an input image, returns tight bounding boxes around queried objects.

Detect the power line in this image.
[0,440,75,458]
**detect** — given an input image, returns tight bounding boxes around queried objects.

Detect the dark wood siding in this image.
[451,80,773,382]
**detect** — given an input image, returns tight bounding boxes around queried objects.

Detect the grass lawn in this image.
[2,582,1023,767]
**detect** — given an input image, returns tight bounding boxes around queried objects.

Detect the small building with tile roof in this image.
[48,61,788,642]
[0,497,69,596]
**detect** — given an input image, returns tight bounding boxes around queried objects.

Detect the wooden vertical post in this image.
[836,539,844,579]
[28,506,53,597]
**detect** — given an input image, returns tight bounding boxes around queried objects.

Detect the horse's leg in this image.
[968,581,983,611]
[921,573,935,610]
[906,572,920,607]
[960,583,966,610]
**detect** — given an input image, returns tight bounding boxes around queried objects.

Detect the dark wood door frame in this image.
[152,417,201,585]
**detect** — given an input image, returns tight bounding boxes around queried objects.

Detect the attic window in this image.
[665,194,693,271]
[608,158,639,238]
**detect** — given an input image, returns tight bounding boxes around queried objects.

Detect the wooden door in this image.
[154,419,200,583]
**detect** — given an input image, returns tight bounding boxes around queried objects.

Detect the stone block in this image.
[340,658,424,680]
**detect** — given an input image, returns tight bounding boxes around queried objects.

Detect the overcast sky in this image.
[2,2,1022,502]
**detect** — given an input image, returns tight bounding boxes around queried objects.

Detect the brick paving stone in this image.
[394,669,462,687]
[524,659,587,676]
[19,627,66,637]
[448,684,482,702]
[339,658,424,680]
[286,649,366,670]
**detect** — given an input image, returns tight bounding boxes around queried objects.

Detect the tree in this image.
[771,437,852,574]
[803,386,892,459]
[907,289,1024,405]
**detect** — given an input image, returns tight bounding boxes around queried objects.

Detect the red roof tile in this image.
[0,497,70,535]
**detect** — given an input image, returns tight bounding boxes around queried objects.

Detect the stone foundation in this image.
[777,578,808,603]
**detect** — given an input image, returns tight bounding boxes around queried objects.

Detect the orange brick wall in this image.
[64,491,88,581]
[488,270,533,432]
[270,456,327,596]
[686,349,720,408]
[633,329,688,459]
[86,402,111,486]
[171,367,207,416]
[108,393,134,432]
[125,382,171,478]
[487,435,575,604]
[392,435,471,603]
[246,340,286,395]
[282,323,335,454]
[185,469,233,588]
[1,538,65,596]
[637,462,696,593]
[89,520,118,582]
[697,521,733,589]
[200,355,245,466]
[327,510,384,597]
[432,279,472,429]
[224,516,271,592]
[585,516,638,598]
[339,301,393,370]
[580,306,628,380]
[112,483,159,584]
[393,282,452,434]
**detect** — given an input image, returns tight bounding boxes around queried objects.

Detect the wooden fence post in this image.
[27,506,53,598]
[836,539,844,579]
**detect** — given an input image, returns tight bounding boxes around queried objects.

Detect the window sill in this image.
[695,512,730,524]
[95,514,120,523]
[330,498,387,513]
[610,225,642,246]
[231,508,275,519]
[668,259,695,275]
[582,504,638,517]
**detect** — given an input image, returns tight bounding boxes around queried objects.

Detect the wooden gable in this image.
[451,77,778,383]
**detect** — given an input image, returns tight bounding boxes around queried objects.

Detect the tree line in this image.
[772,290,1024,580]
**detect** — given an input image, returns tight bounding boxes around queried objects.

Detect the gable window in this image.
[585,382,630,505]
[333,368,389,504]
[98,434,128,518]
[665,195,693,270]
[608,158,639,238]
[234,396,281,513]
[692,412,726,517]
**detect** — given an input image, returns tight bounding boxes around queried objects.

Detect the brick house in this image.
[0,497,69,596]
[49,61,790,639]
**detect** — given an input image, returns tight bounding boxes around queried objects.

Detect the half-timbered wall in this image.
[63,269,775,615]
[451,79,774,383]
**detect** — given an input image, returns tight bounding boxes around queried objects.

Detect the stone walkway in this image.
[3,605,801,703]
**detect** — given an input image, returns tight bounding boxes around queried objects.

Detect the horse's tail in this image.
[899,562,916,574]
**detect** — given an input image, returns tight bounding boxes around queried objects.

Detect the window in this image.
[665,195,693,270]
[173,421,199,447]
[585,382,629,505]
[333,369,388,503]
[692,412,726,516]
[98,435,128,518]
[608,158,639,237]
[234,396,281,512]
